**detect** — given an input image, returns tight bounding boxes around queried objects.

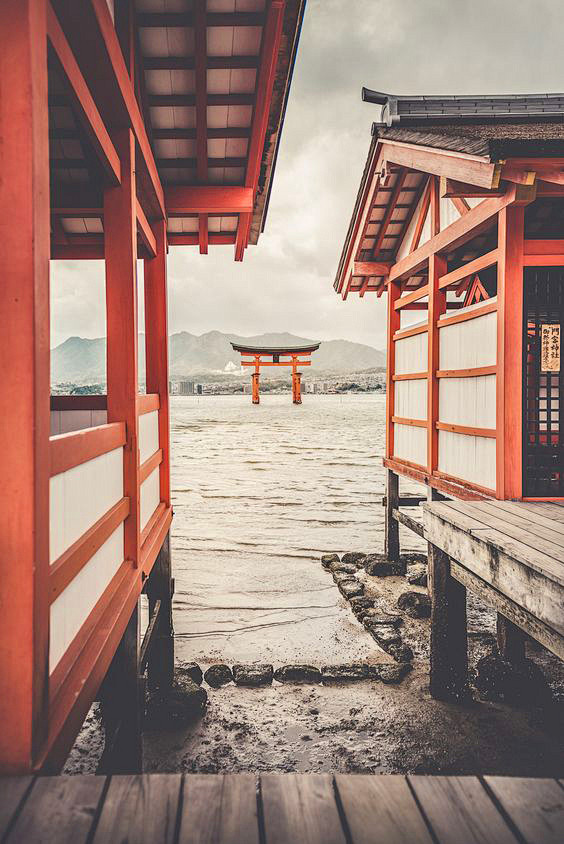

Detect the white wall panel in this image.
[139,409,159,463]
[395,331,428,374]
[439,375,496,428]
[440,196,460,230]
[49,446,123,564]
[49,524,124,673]
[394,423,427,467]
[395,378,427,420]
[140,468,160,531]
[438,430,496,490]
[439,306,497,370]
[50,409,108,436]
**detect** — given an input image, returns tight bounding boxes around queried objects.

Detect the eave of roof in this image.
[231,342,320,355]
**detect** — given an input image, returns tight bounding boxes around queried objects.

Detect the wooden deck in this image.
[1,774,563,843]
[424,499,564,700]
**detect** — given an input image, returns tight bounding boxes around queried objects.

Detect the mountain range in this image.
[51,331,386,383]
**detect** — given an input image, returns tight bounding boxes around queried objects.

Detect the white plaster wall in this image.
[50,409,108,436]
[395,378,427,420]
[395,331,428,374]
[49,524,124,673]
[439,375,496,428]
[439,305,497,370]
[438,430,496,491]
[394,423,427,467]
[139,409,159,464]
[49,446,123,564]
[140,467,160,531]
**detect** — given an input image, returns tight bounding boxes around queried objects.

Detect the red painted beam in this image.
[47,2,120,186]
[136,199,157,258]
[165,186,254,214]
[193,0,208,254]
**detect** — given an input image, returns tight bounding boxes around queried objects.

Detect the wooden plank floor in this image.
[1,774,563,843]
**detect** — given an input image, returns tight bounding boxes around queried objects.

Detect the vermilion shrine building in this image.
[334,89,564,698]
[0,0,305,774]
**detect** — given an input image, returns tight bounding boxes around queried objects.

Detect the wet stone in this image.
[388,643,414,663]
[341,552,367,567]
[368,625,402,647]
[233,663,273,687]
[397,590,431,618]
[321,553,340,569]
[369,663,412,684]
[146,679,207,728]
[330,562,357,575]
[364,554,404,577]
[321,664,369,683]
[274,665,322,684]
[362,610,403,628]
[407,564,428,587]
[401,552,427,567]
[339,579,365,599]
[204,664,233,688]
[176,662,203,686]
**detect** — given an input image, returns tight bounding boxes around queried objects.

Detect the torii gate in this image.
[231,342,321,404]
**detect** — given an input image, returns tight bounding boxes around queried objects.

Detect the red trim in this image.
[386,281,401,458]
[383,458,493,501]
[436,366,497,378]
[50,422,126,476]
[46,2,120,186]
[438,248,499,290]
[433,471,496,498]
[392,416,427,428]
[50,497,129,603]
[522,254,564,266]
[137,393,160,415]
[139,449,162,485]
[523,239,564,255]
[141,504,173,576]
[393,323,428,341]
[168,233,237,246]
[393,372,427,381]
[395,283,429,310]
[136,198,156,257]
[428,242,446,474]
[437,300,497,327]
[353,261,393,276]
[436,421,496,439]
[165,186,254,214]
[50,395,107,411]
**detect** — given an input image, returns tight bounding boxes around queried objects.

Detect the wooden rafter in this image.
[137,12,265,27]
[410,178,431,253]
[382,139,500,190]
[165,186,254,215]
[144,56,260,71]
[371,168,407,258]
[47,2,120,186]
[193,0,208,254]
[147,93,254,107]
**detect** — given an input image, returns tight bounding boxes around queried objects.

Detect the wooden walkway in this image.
[1,774,563,843]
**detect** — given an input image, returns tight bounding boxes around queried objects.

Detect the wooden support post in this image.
[0,0,50,773]
[497,205,524,499]
[428,543,469,701]
[497,615,526,665]
[145,532,174,691]
[98,599,142,773]
[104,129,141,566]
[144,219,171,506]
[385,469,401,566]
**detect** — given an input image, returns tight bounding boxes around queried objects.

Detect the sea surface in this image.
[169,394,424,666]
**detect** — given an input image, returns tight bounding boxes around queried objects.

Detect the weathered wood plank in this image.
[450,561,564,660]
[493,501,564,531]
[409,775,519,844]
[92,774,181,844]
[0,777,33,840]
[393,507,425,538]
[6,775,105,844]
[336,774,433,844]
[485,777,564,844]
[261,773,346,844]
[464,500,564,557]
[178,774,259,844]
[425,511,564,632]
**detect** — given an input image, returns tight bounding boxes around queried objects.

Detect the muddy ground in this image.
[65,563,564,776]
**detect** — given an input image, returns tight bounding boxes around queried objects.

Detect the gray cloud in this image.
[51,0,564,350]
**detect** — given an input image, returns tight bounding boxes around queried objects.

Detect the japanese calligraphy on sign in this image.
[541,324,560,372]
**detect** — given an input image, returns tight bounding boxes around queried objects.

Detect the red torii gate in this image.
[231,342,320,404]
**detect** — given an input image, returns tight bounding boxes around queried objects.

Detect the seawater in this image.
[169,394,423,665]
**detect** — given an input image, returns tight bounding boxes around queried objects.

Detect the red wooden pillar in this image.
[144,219,171,507]
[385,280,401,460]
[497,205,524,499]
[104,129,141,565]
[0,0,50,773]
[427,252,447,475]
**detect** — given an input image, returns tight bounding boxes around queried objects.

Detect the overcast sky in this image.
[50,0,564,349]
